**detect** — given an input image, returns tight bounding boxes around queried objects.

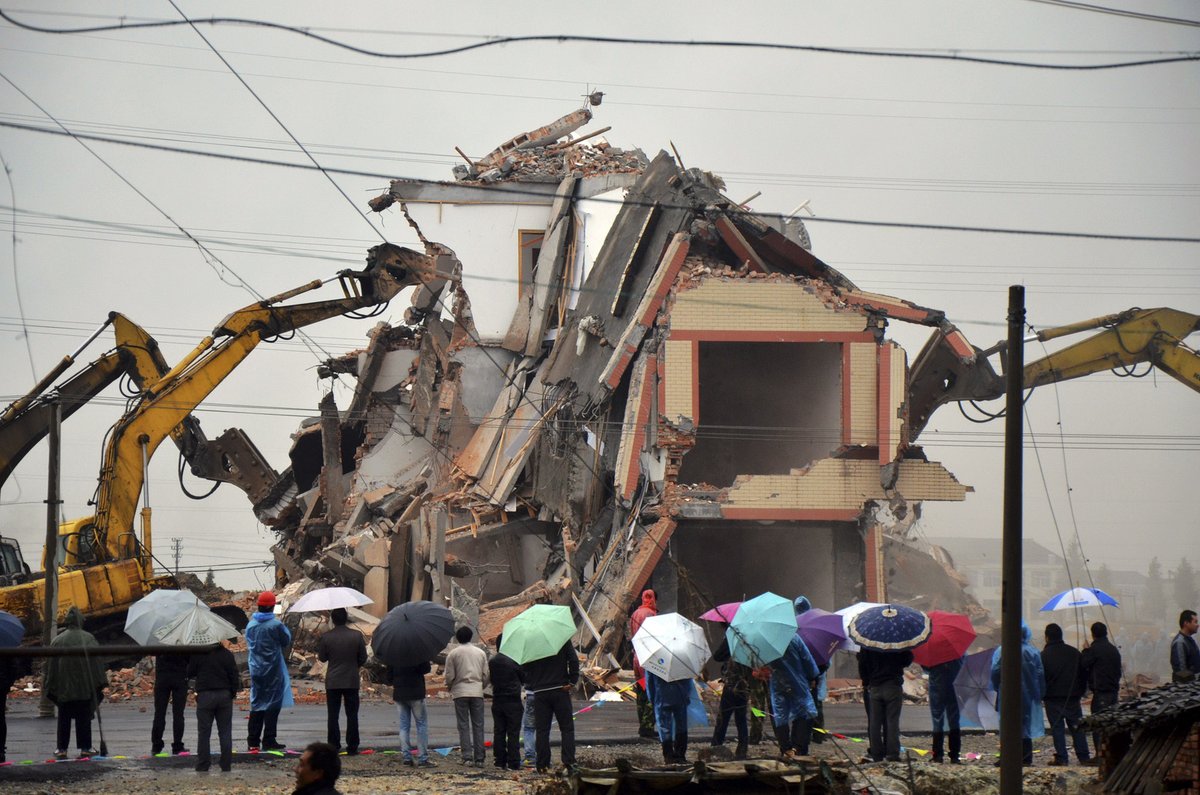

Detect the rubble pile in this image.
[262,104,982,669]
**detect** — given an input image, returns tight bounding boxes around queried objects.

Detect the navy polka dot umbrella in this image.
[847,604,931,651]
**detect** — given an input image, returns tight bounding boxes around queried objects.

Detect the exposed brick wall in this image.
[670,280,868,333]
[1167,722,1199,794]
[721,459,970,514]
[847,342,877,445]
[662,339,694,423]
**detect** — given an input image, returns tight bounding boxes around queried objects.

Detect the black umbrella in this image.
[371,600,455,667]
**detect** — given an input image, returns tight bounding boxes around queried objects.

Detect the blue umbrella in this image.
[847,604,931,651]
[726,592,796,666]
[1039,587,1119,612]
[0,610,24,648]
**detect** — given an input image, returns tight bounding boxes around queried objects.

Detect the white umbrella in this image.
[834,601,887,653]
[287,586,373,613]
[631,612,711,682]
[152,605,240,646]
[125,589,209,645]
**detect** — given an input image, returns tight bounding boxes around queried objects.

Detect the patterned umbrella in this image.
[912,611,977,667]
[833,601,887,653]
[795,607,849,667]
[848,604,931,651]
[726,592,796,666]
[1039,587,1119,611]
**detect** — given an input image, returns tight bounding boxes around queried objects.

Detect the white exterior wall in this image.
[403,187,627,344]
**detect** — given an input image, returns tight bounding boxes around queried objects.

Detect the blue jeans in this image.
[522,693,536,762]
[1045,699,1090,762]
[396,699,429,764]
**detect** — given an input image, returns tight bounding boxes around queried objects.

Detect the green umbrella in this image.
[499,604,576,664]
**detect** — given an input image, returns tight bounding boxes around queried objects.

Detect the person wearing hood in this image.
[645,669,693,763]
[793,596,828,744]
[629,589,658,738]
[245,591,293,752]
[709,636,750,759]
[990,620,1045,766]
[43,606,107,759]
[769,634,819,758]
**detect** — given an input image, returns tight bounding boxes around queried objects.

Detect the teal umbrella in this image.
[500,604,576,665]
[726,591,796,666]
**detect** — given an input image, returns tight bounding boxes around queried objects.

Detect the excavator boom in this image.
[907,307,1200,443]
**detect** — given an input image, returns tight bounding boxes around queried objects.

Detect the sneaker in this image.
[78,748,99,758]
[248,745,260,753]
[1048,758,1068,767]
[173,746,190,756]
[402,756,415,767]
[417,759,437,768]
[263,742,286,752]
[53,749,68,760]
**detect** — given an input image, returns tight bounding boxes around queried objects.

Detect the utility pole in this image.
[999,285,1025,793]
[171,537,183,577]
[38,398,61,719]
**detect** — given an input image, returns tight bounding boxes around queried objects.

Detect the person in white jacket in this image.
[444,626,490,766]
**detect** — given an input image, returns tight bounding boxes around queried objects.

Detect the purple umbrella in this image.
[794,608,847,667]
[954,646,999,730]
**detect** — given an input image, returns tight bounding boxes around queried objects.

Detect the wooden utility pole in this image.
[38,398,62,718]
[999,286,1025,792]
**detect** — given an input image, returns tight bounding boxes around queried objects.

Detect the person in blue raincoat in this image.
[793,596,829,744]
[769,634,818,757]
[644,671,693,764]
[990,621,1045,765]
[245,591,293,751]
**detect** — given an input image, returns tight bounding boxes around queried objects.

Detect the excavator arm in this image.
[907,307,1200,443]
[86,244,429,566]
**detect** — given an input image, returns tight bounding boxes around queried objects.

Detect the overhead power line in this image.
[1025,0,1200,27]
[2,120,1198,244]
[1,11,1197,70]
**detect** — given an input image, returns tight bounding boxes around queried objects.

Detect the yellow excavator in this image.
[907,307,1200,442]
[0,243,428,636]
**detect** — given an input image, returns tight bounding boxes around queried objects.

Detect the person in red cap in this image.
[629,589,658,738]
[245,591,292,751]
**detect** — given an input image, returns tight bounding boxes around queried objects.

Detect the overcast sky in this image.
[0,2,1196,595]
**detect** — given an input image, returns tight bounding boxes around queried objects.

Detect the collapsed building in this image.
[261,101,980,666]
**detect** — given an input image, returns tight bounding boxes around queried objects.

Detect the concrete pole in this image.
[999,285,1025,792]
[38,398,61,719]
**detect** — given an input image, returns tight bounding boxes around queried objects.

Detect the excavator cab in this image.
[0,536,31,586]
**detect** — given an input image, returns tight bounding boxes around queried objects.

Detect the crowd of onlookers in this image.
[2,593,1198,793]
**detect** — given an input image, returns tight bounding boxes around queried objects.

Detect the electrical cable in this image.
[0,149,36,382]
[2,11,1197,70]
[1024,0,1200,27]
[4,119,1199,245]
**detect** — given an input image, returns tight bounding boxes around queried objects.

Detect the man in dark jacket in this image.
[188,638,241,772]
[1080,621,1122,752]
[489,633,524,770]
[1041,623,1091,766]
[1170,610,1200,682]
[709,637,750,759]
[391,660,435,767]
[43,606,107,759]
[292,741,342,795]
[151,651,190,755]
[859,647,912,762]
[522,641,579,772]
[317,608,367,754]
[1,653,30,764]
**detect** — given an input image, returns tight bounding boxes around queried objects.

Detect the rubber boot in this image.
[931,730,944,763]
[661,740,674,764]
[674,730,688,763]
[948,728,962,764]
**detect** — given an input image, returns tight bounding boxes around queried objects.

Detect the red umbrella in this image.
[911,610,976,667]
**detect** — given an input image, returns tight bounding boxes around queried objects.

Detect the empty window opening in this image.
[677,342,843,486]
